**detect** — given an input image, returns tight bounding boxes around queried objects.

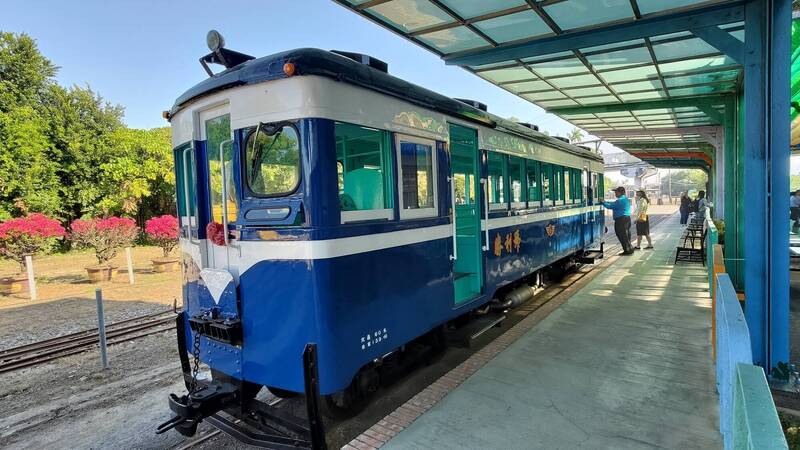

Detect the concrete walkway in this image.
[383,215,721,449]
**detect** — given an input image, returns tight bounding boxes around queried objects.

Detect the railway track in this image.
[0,309,177,374]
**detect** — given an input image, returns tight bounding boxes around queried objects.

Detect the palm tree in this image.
[566,128,584,143]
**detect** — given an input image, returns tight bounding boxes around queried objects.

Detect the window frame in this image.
[487,151,509,211]
[552,164,565,206]
[199,104,237,223]
[526,159,542,208]
[509,156,526,210]
[242,121,303,199]
[334,122,394,224]
[395,134,439,220]
[563,167,572,205]
[541,162,553,207]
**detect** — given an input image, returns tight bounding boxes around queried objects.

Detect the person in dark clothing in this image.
[679,192,690,224]
[602,186,634,255]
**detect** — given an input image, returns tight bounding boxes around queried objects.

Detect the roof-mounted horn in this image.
[200,30,255,77]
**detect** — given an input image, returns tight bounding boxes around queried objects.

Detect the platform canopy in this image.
[336,0,794,377]
[334,0,748,171]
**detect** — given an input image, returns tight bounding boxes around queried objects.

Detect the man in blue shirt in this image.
[603,187,634,255]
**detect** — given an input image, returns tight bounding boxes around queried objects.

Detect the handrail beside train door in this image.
[219,139,233,247]
[481,178,489,251]
[181,147,195,243]
[448,176,457,261]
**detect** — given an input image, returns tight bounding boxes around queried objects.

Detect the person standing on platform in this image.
[790,190,800,233]
[603,187,634,256]
[679,192,690,225]
[697,190,708,220]
[633,190,653,250]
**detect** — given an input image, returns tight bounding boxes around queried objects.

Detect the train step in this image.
[577,249,604,264]
[446,312,506,348]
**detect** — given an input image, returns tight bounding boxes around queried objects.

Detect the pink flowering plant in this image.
[70,217,138,266]
[0,214,66,273]
[145,215,179,258]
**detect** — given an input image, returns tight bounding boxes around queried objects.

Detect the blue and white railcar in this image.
[159,36,604,446]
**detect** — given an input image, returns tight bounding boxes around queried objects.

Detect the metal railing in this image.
[714,272,787,449]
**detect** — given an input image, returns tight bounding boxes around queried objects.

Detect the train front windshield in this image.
[243,123,301,198]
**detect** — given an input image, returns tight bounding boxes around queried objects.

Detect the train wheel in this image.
[319,379,367,419]
[266,386,299,398]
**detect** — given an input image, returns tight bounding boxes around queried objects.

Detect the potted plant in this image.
[0,214,66,294]
[70,217,138,282]
[145,215,179,272]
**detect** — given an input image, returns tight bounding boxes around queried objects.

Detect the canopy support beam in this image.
[690,25,745,64]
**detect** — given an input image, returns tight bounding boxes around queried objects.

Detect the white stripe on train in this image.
[180,205,603,275]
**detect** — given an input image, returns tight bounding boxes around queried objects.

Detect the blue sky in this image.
[3,0,579,137]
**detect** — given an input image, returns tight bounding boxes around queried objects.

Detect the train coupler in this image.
[156,380,237,436]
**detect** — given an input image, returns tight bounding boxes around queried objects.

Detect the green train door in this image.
[449,123,483,305]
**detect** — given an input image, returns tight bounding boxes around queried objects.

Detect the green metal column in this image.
[723,96,741,288]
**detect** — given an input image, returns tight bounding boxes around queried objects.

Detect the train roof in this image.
[172,48,602,162]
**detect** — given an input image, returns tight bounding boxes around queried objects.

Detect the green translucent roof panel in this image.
[543,0,633,31]
[600,65,660,83]
[611,80,663,92]
[548,74,602,89]
[477,67,533,83]
[504,79,552,93]
[585,46,654,71]
[562,86,613,97]
[663,70,739,87]
[659,56,737,74]
[337,0,744,146]
[619,91,666,101]
[537,99,579,107]
[670,85,736,97]
[417,26,489,53]
[437,0,525,20]
[367,0,453,33]
[528,57,589,77]
[578,95,621,105]
[652,38,719,61]
[522,90,568,101]
[473,10,552,43]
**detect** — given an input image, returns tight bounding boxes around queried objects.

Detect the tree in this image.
[659,169,708,195]
[566,128,584,143]
[0,33,61,219]
[0,32,56,112]
[0,32,176,225]
[0,106,61,218]
[97,127,175,220]
[43,84,126,221]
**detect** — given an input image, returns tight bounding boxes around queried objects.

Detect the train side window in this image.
[335,122,393,223]
[205,113,238,222]
[541,163,552,206]
[509,156,526,209]
[175,143,197,237]
[396,134,437,219]
[487,152,507,210]
[563,168,571,205]
[526,160,541,208]
[552,165,564,206]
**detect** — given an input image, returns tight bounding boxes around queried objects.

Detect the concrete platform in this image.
[382,215,721,449]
